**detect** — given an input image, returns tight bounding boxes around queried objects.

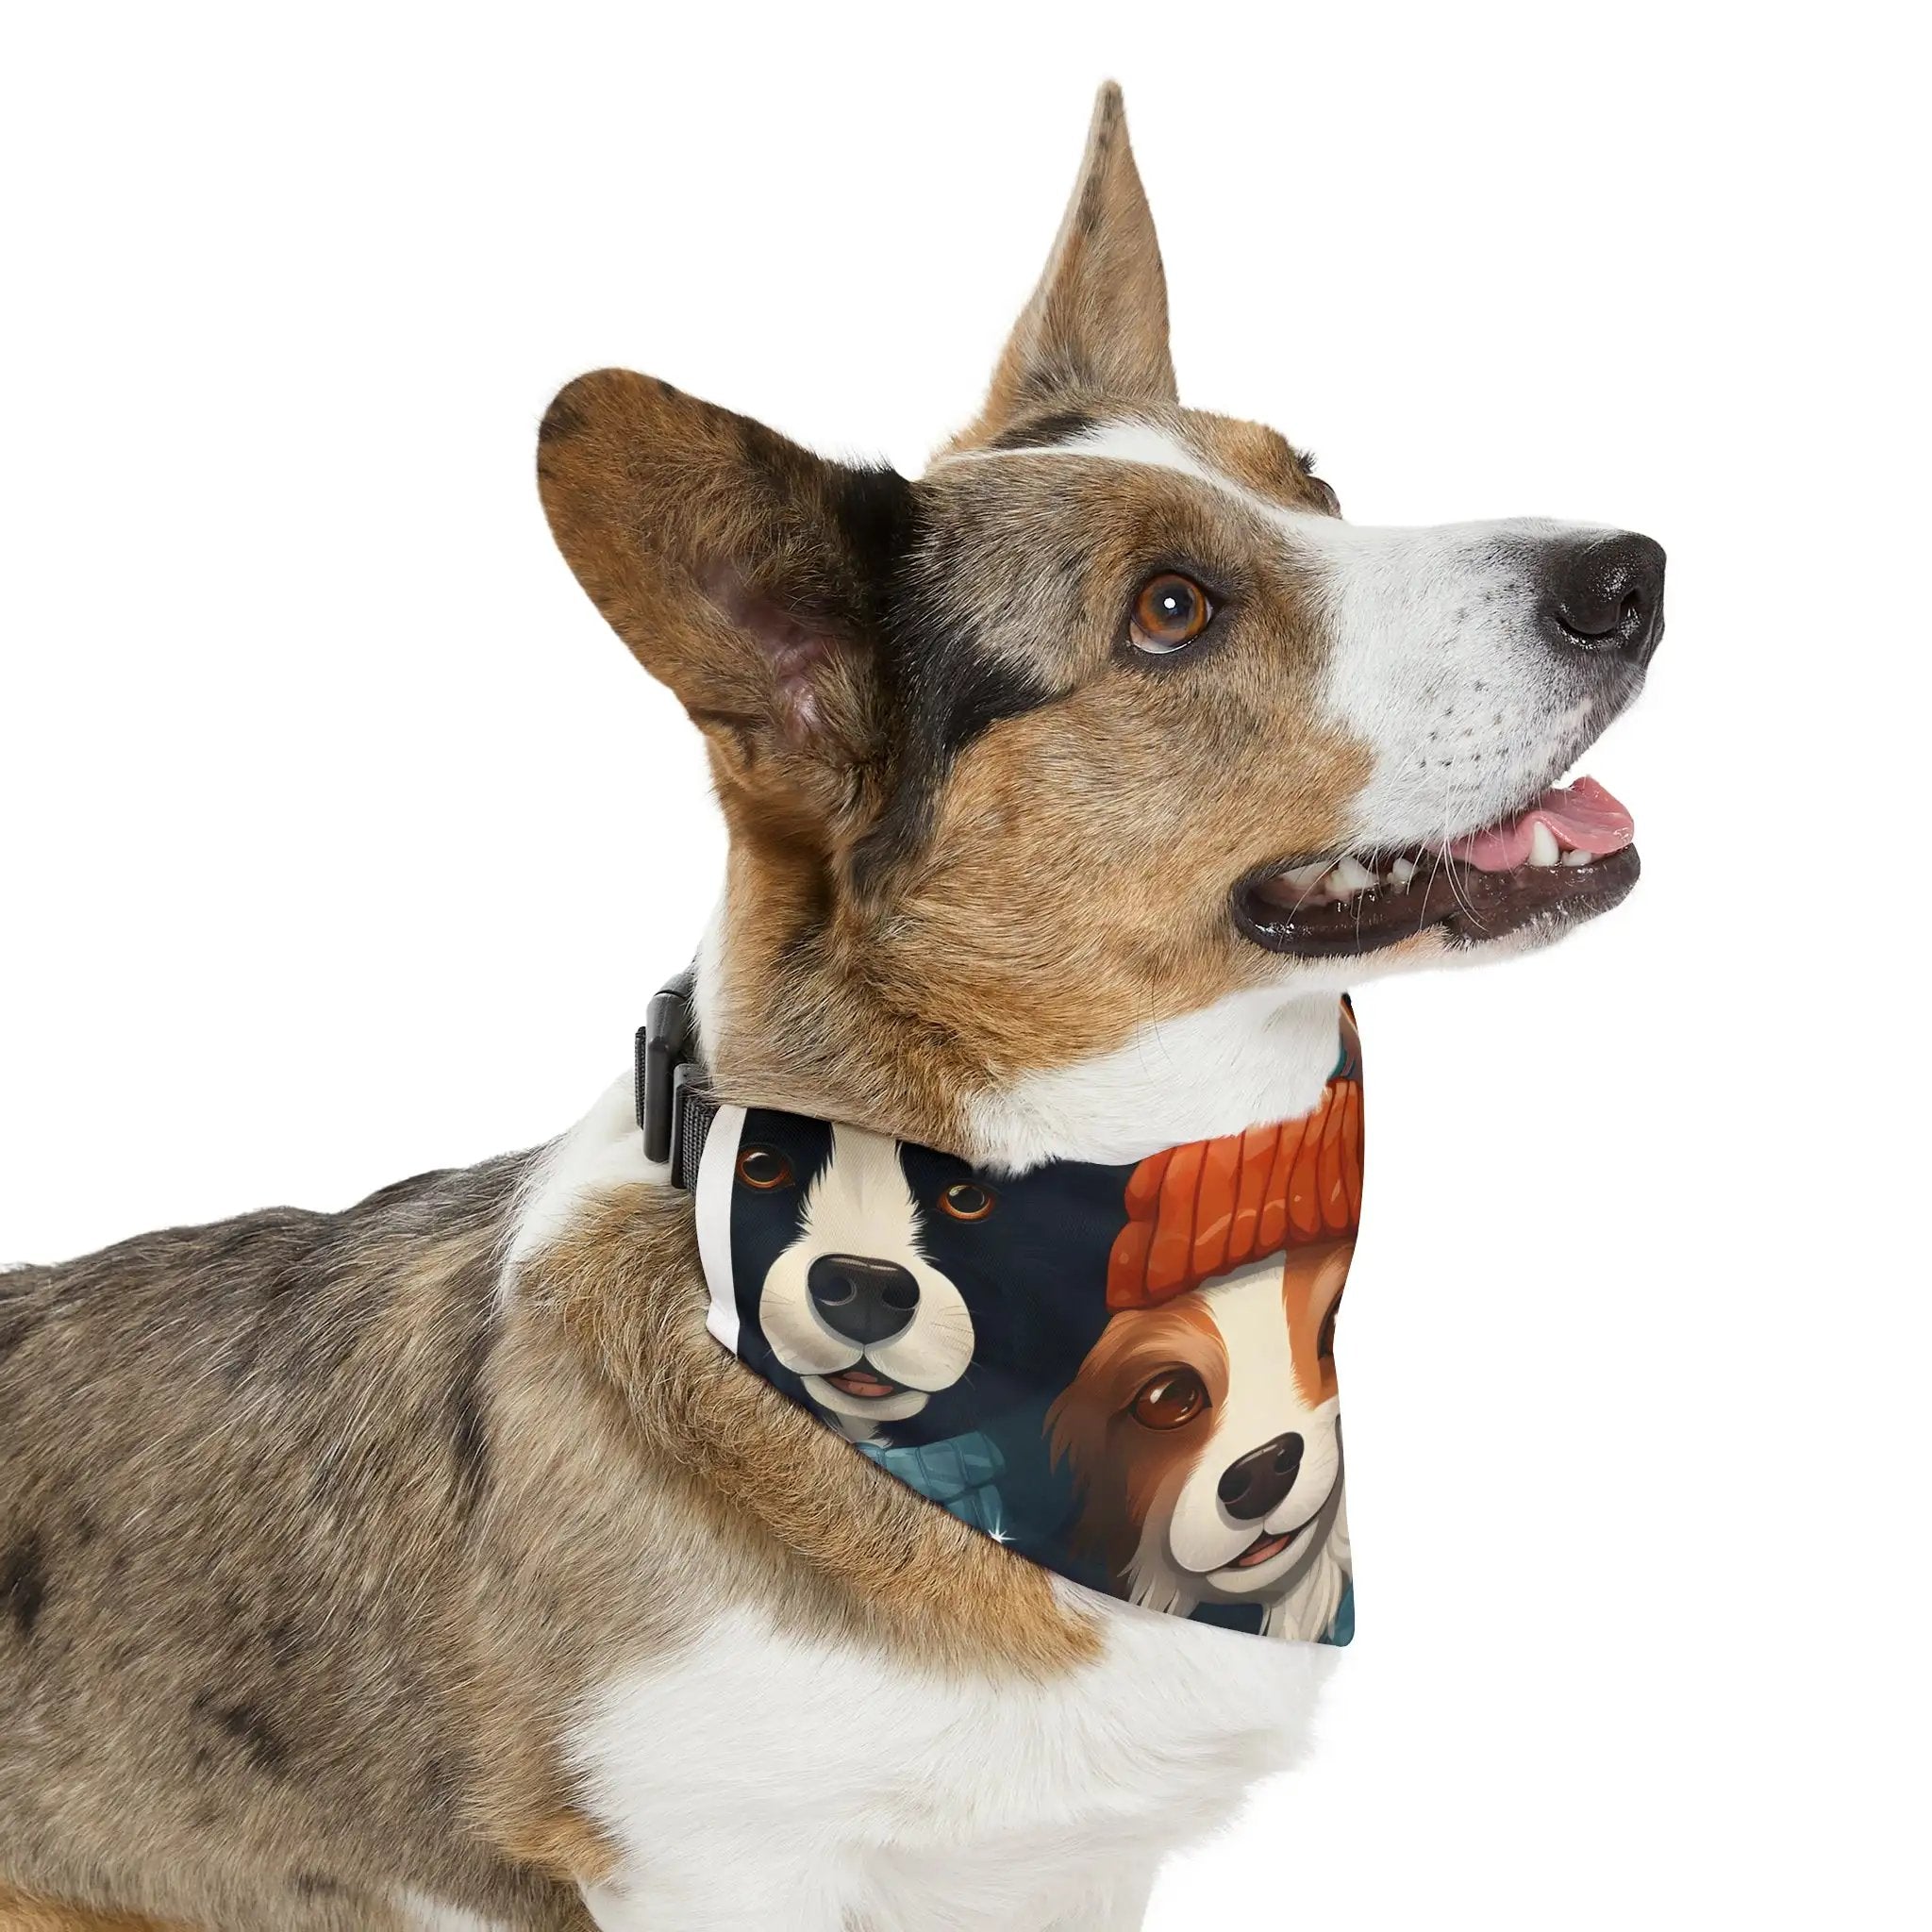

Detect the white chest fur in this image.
[568,1591,1335,1932]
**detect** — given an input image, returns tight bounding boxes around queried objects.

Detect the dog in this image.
[0,81,1662,1932]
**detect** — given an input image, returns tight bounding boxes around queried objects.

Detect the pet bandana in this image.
[659,1000,1362,1643]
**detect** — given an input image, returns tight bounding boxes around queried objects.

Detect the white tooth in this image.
[1319,868,1347,900]
[1561,847,1594,867]
[1391,856,1418,888]
[1527,822,1561,867]
[1330,857,1378,896]
[1283,859,1330,891]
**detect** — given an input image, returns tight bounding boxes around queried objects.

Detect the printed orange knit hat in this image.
[1105,1076,1363,1311]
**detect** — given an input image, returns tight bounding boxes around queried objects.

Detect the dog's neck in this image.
[692,891,1345,1174]
[508,888,1348,1287]
[954,985,1347,1172]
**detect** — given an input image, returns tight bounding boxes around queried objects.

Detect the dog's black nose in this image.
[1217,1431,1304,1523]
[807,1254,922,1346]
[1541,531,1667,669]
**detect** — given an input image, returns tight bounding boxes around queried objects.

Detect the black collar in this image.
[634,969,716,1190]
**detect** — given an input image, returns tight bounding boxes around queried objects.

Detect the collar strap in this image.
[635,970,717,1190]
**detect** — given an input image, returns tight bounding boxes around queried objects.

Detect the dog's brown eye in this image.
[1130,1367,1210,1430]
[737,1146,794,1191]
[1129,573,1212,654]
[939,1181,996,1223]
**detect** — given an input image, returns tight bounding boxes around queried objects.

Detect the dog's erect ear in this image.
[538,369,911,808]
[952,82,1175,450]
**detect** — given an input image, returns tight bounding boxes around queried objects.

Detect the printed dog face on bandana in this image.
[727,1111,1115,1441]
[1046,1071,1362,1639]
[732,1118,972,1429]
[1047,1242,1352,1640]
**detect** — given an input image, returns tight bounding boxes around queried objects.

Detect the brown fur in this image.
[948,83,1175,448]
[0,1890,192,1932]
[0,1162,589,1930]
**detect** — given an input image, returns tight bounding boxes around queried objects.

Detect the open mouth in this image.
[824,1365,908,1401]
[1229,1523,1307,1570]
[1235,776,1640,959]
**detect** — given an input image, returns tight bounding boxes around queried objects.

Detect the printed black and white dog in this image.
[716,1108,1115,1446]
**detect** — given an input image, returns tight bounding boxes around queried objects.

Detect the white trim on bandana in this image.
[696,1102,747,1354]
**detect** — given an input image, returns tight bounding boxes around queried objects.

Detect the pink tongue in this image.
[1439,776,1635,873]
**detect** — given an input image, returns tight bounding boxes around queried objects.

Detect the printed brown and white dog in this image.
[0,82,1663,1932]
[1048,1073,1362,1646]
[1051,1241,1354,1641]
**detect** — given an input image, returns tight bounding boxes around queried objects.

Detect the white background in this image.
[4,5,1926,1926]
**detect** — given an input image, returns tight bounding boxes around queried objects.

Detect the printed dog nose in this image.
[1541,531,1667,669]
[807,1254,922,1346]
[1217,1431,1304,1523]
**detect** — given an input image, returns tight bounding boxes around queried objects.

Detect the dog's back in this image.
[0,1161,584,1932]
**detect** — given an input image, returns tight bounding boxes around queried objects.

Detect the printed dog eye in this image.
[737,1146,795,1191]
[1128,572,1213,654]
[1318,1292,1341,1362]
[938,1181,996,1222]
[1130,1367,1211,1429]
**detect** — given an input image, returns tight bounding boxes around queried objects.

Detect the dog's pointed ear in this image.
[538,369,911,812]
[952,82,1175,450]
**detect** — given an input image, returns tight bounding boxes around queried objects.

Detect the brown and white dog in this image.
[0,83,1662,1932]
